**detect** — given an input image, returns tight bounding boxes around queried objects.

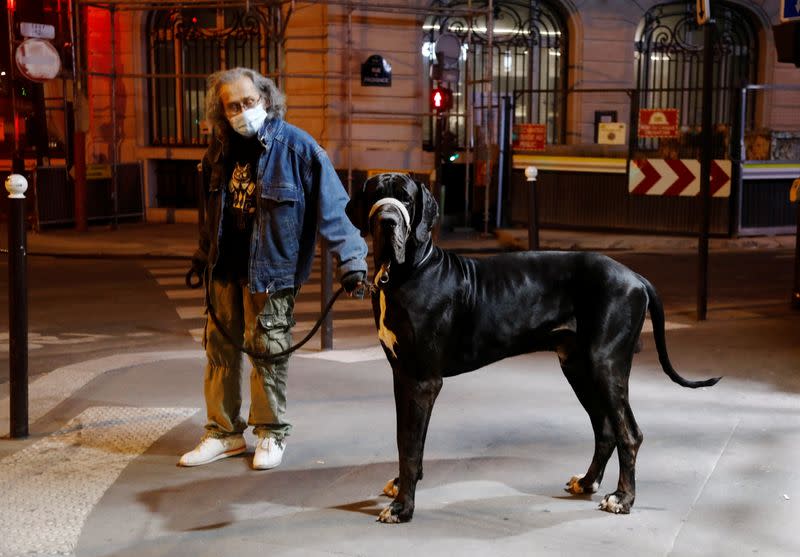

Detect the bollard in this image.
[5,174,29,438]
[525,165,539,251]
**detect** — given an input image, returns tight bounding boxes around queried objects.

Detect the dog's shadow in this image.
[137,456,603,539]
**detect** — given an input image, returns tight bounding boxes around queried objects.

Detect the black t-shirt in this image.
[215,134,264,283]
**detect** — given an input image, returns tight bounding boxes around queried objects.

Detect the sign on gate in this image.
[628,159,732,197]
[637,108,679,138]
[512,123,547,151]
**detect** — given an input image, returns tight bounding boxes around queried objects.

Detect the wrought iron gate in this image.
[633,1,758,158]
[422,0,567,149]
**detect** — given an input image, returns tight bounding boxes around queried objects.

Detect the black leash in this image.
[186,268,354,363]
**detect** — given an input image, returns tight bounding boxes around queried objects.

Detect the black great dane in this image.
[346,172,720,523]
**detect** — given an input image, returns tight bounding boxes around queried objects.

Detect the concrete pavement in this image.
[0,222,798,556]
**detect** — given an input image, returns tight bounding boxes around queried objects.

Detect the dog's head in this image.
[346,173,439,266]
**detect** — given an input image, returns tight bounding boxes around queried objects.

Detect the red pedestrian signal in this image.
[430,87,453,112]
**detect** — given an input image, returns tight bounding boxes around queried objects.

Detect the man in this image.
[179,67,368,470]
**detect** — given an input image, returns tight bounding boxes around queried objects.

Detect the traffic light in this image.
[430,86,453,113]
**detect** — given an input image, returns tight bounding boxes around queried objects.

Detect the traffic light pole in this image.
[697,19,715,321]
[433,112,444,240]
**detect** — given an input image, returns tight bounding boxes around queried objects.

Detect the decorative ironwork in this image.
[168,9,267,43]
[634,1,758,158]
[147,7,280,147]
[423,0,567,148]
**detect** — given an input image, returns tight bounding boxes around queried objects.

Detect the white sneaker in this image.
[178,434,246,467]
[253,435,285,470]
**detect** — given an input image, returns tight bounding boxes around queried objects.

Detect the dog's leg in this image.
[378,371,442,524]
[559,345,615,496]
[590,349,643,514]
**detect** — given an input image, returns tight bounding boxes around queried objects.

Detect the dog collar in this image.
[368,197,411,229]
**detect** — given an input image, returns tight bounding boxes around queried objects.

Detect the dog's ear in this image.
[413,181,439,243]
[346,176,377,237]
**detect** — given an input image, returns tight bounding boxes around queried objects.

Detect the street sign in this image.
[781,0,800,22]
[15,38,61,82]
[512,123,546,151]
[20,22,56,39]
[597,122,626,145]
[637,108,679,138]
[696,0,711,25]
[628,159,731,197]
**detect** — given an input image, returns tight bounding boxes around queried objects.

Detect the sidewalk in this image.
[2,221,796,258]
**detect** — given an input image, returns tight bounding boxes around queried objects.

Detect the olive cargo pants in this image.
[203,278,295,440]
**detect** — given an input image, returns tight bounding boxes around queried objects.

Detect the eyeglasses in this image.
[224,96,262,116]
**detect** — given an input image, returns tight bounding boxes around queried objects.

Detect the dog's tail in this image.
[639,275,721,389]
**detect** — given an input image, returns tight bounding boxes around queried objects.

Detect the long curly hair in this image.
[205,67,286,136]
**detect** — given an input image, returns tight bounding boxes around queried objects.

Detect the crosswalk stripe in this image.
[176,306,205,320]
[0,406,197,557]
[155,277,188,286]
[293,317,375,332]
[146,268,187,276]
[293,298,371,313]
[165,289,205,300]
[296,345,385,362]
[641,321,690,333]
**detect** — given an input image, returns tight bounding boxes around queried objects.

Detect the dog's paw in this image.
[377,505,402,523]
[565,474,599,495]
[599,493,631,514]
[382,477,399,498]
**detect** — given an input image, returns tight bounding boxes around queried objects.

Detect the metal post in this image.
[110,6,119,230]
[793,179,800,310]
[697,20,715,321]
[6,174,29,439]
[320,238,334,350]
[525,165,539,250]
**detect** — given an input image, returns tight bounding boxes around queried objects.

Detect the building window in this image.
[422,0,568,149]
[146,7,280,146]
[634,1,758,158]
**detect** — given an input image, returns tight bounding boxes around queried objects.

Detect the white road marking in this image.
[165,288,205,300]
[0,350,202,434]
[146,268,186,276]
[296,345,385,363]
[641,321,691,333]
[189,327,204,342]
[293,298,371,313]
[292,317,375,333]
[176,306,205,320]
[155,277,187,286]
[0,406,197,557]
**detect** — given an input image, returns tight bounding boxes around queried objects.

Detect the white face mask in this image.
[229,105,268,138]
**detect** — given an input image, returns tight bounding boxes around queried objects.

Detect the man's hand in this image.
[341,270,367,299]
[185,256,206,289]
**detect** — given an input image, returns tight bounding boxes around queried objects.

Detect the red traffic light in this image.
[430,87,453,112]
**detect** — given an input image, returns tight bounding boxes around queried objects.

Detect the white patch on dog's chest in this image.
[378,291,399,358]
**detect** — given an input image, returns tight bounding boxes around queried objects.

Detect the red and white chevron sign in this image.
[628,159,731,197]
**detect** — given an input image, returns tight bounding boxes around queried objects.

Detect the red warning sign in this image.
[513,123,547,152]
[637,108,679,138]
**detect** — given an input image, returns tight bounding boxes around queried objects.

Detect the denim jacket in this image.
[194,117,368,293]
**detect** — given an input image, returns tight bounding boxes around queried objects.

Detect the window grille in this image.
[146,7,280,146]
[422,0,568,149]
[634,1,758,158]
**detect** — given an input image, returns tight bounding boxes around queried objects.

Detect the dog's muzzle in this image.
[369,198,411,265]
